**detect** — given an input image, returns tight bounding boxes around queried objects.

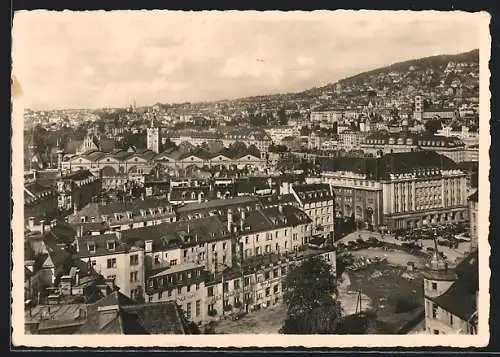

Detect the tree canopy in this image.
[280,256,341,334]
[424,118,443,134]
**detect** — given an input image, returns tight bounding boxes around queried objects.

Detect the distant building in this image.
[24,182,58,226]
[56,170,102,212]
[147,120,161,153]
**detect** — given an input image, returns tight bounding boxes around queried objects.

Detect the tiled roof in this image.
[75,233,132,258]
[121,216,230,250]
[176,196,260,215]
[431,250,478,321]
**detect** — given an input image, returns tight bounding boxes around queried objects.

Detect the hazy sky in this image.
[12,11,482,110]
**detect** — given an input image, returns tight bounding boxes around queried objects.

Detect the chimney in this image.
[227,209,233,232]
[145,240,153,254]
[75,268,80,286]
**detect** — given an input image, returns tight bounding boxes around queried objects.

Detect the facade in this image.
[338,130,365,151]
[361,132,468,163]
[75,232,146,300]
[291,183,335,236]
[56,170,102,212]
[62,146,267,190]
[147,126,161,153]
[468,191,478,250]
[423,250,478,335]
[308,172,383,227]
[314,151,468,230]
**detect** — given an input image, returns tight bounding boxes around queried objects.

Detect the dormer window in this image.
[140,209,147,217]
[88,242,96,254]
[107,240,116,251]
[80,216,87,223]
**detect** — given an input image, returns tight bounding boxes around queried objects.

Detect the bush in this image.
[223,304,233,312]
[207,309,218,317]
[234,301,242,309]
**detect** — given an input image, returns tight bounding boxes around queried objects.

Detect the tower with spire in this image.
[423,234,457,334]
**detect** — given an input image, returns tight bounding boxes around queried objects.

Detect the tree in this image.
[278,107,288,125]
[280,256,341,334]
[424,118,443,134]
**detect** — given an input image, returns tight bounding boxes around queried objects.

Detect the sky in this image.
[12,11,483,110]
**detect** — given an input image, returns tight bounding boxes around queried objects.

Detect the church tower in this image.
[414,95,423,121]
[146,116,160,153]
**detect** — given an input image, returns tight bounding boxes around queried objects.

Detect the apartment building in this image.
[74,231,146,300]
[291,183,335,236]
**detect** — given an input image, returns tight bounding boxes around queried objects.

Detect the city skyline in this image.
[13,11,481,110]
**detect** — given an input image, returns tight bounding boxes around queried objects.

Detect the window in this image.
[431,282,437,291]
[273,269,279,278]
[196,283,200,290]
[158,291,163,300]
[449,313,454,327]
[107,258,117,269]
[107,275,116,280]
[177,287,182,294]
[168,290,172,297]
[433,330,439,335]
[245,237,249,244]
[129,271,138,282]
[234,279,240,290]
[284,229,287,236]
[432,303,438,319]
[107,240,116,251]
[273,284,279,294]
[186,302,192,319]
[208,287,214,297]
[222,255,226,264]
[187,285,191,292]
[212,244,216,251]
[244,277,250,286]
[282,266,287,275]
[223,282,229,292]
[170,259,177,266]
[208,304,215,312]
[88,243,96,253]
[265,287,271,297]
[91,260,96,266]
[130,254,139,266]
[196,300,201,317]
[256,234,259,242]
[223,243,227,250]
[264,271,270,280]
[148,295,153,303]
[184,250,187,258]
[256,247,261,255]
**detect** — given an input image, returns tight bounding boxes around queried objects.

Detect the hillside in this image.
[339,49,479,85]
